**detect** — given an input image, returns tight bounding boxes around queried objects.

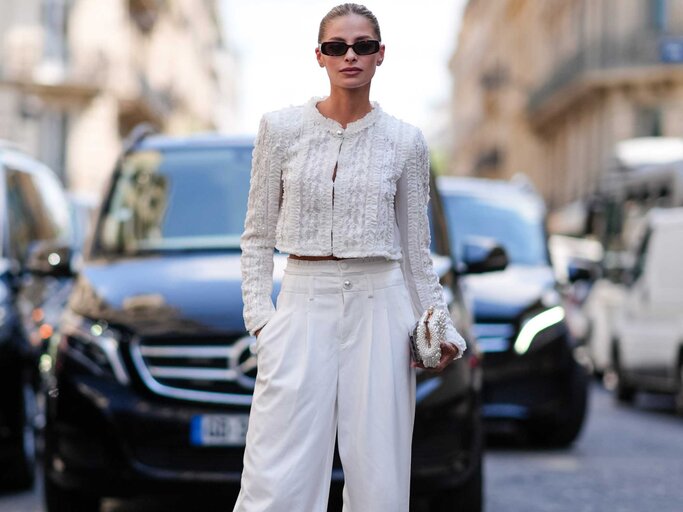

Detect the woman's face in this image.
[316,14,385,91]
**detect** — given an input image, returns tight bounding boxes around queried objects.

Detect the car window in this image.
[5,167,71,262]
[31,166,72,241]
[651,226,683,290]
[441,192,547,266]
[97,146,253,255]
[631,227,651,283]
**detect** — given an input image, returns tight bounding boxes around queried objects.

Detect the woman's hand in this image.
[410,342,460,373]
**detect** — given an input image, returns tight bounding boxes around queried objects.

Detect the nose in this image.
[344,48,358,62]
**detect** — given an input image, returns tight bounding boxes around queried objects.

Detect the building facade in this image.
[0,0,237,196]
[449,0,683,218]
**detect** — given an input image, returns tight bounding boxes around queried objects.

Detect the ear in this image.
[315,47,325,68]
[377,43,385,66]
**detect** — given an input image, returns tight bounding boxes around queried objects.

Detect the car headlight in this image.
[59,311,130,385]
[513,306,566,355]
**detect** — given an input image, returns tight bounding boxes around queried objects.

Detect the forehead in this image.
[322,13,378,41]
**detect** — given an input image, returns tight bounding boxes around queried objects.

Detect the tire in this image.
[556,363,589,447]
[432,458,483,512]
[530,363,589,448]
[675,364,683,417]
[44,473,101,512]
[0,381,37,490]
[613,344,636,404]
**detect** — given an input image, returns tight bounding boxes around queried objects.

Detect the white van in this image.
[612,207,683,412]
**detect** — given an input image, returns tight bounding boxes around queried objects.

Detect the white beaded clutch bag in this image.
[408,305,447,368]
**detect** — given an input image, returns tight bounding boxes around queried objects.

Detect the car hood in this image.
[68,253,289,337]
[462,264,556,320]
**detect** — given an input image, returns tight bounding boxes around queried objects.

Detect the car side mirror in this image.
[461,237,508,274]
[25,240,75,278]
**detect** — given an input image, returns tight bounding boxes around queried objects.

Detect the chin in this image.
[333,78,373,89]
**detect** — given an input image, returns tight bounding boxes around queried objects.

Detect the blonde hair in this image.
[318,3,382,43]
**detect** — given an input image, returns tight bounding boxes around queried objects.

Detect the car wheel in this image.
[675,363,683,417]
[44,473,101,512]
[531,363,589,448]
[1,381,37,490]
[613,344,636,404]
[431,458,483,512]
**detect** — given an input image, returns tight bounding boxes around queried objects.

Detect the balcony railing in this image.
[528,31,682,113]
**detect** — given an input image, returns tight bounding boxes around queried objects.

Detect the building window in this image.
[473,147,503,176]
[42,0,70,64]
[650,0,667,31]
[635,106,662,137]
[128,0,161,33]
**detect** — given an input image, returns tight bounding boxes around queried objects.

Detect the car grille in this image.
[130,335,257,405]
[472,322,516,353]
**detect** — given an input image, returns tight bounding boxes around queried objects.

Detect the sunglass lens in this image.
[321,42,348,56]
[354,40,379,55]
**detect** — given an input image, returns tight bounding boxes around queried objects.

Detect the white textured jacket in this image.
[240,97,465,357]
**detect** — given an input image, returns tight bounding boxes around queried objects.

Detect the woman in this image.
[234,4,466,511]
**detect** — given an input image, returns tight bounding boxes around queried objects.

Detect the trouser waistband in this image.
[281,257,404,296]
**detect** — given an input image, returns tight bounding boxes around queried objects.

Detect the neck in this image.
[317,85,373,128]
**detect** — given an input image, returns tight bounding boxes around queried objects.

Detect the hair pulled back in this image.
[318,3,382,43]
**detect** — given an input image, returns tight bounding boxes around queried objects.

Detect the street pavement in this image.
[485,382,683,512]
[1,381,682,511]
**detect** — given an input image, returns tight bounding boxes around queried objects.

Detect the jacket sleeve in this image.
[240,113,282,336]
[394,128,466,358]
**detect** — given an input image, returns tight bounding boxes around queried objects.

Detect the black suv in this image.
[438,176,589,447]
[0,140,75,490]
[42,131,502,511]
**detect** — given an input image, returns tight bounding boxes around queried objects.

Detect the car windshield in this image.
[441,192,547,266]
[96,145,252,254]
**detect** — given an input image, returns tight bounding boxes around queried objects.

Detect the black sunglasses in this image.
[319,40,381,57]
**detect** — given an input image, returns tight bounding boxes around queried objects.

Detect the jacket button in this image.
[343,280,352,289]
[336,129,343,136]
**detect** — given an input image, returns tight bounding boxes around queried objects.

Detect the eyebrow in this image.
[326,35,376,42]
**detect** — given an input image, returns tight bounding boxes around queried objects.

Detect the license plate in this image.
[190,414,249,446]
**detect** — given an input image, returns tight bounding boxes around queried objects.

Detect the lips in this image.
[340,67,362,74]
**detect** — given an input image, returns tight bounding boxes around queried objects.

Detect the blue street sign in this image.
[660,38,683,63]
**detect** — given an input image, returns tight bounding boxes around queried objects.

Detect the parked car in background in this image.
[579,138,683,377]
[577,273,627,377]
[610,207,683,413]
[41,130,500,512]
[438,176,589,447]
[547,234,602,344]
[17,192,98,378]
[0,140,74,489]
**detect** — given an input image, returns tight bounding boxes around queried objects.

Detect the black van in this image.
[0,140,75,489]
[41,131,503,511]
[438,176,589,447]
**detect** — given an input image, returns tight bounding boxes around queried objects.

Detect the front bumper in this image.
[44,369,250,496]
[46,351,482,498]
[480,326,580,427]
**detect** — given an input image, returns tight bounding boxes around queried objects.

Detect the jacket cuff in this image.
[245,306,275,337]
[444,321,467,360]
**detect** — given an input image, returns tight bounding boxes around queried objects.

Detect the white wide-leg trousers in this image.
[233,256,417,512]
